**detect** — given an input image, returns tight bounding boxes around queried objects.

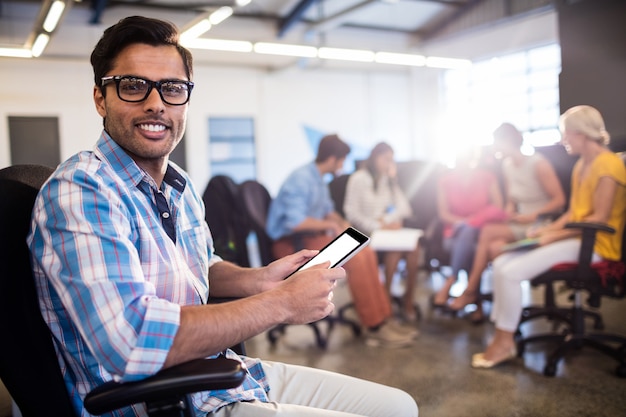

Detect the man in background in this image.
[267,134,417,348]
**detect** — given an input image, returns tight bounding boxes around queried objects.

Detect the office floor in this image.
[246,271,626,417]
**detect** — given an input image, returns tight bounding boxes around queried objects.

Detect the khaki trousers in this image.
[210,360,418,417]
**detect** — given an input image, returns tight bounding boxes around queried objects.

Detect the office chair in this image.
[203,174,250,267]
[238,179,361,349]
[328,173,351,218]
[0,164,245,416]
[515,221,626,377]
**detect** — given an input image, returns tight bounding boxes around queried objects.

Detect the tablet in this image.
[290,227,370,276]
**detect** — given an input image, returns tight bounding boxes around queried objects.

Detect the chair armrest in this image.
[84,356,245,415]
[565,222,615,264]
[563,222,615,278]
[564,221,615,234]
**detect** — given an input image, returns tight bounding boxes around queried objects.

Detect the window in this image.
[437,44,561,166]
[208,117,256,183]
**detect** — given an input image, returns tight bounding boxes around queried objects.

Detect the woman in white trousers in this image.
[471,105,626,369]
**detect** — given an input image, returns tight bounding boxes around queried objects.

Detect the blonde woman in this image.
[472,105,626,368]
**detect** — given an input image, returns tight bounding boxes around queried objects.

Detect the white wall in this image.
[0,60,421,195]
[0,10,557,195]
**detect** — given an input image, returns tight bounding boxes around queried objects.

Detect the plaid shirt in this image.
[28,131,269,416]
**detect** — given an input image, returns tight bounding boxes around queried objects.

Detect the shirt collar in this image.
[94,130,186,193]
[307,161,325,183]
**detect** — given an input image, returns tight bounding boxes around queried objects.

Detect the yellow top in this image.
[570,151,626,260]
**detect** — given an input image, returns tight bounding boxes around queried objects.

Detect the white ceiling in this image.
[0,0,551,70]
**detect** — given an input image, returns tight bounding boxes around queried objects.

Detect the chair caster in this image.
[543,362,557,377]
[267,325,285,346]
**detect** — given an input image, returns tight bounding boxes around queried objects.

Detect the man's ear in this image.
[93,85,107,118]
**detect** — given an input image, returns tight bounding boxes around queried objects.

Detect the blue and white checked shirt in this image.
[28,131,269,416]
[266,162,334,240]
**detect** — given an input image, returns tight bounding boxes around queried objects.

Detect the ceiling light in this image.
[42,1,66,33]
[0,47,33,58]
[425,56,472,70]
[181,19,212,42]
[375,52,426,66]
[236,0,252,6]
[254,42,317,58]
[318,47,375,62]
[31,33,50,57]
[209,6,233,25]
[182,38,253,53]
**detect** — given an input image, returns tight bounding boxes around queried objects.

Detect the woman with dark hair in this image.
[344,142,421,323]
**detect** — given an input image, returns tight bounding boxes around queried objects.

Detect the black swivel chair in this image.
[0,164,245,416]
[515,220,626,377]
[203,174,250,267]
[238,179,361,349]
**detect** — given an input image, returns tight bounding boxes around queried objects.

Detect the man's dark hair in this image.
[315,134,351,163]
[90,16,194,89]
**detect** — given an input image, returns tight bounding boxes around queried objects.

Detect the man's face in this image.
[93,43,189,171]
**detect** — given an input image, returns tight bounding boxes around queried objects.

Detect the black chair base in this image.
[518,332,626,377]
[516,299,626,378]
[267,306,362,349]
[517,304,604,336]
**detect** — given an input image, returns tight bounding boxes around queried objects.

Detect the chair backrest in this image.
[0,164,77,416]
[239,180,274,266]
[329,173,351,218]
[203,175,250,267]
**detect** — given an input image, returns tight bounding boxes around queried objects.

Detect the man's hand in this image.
[256,250,345,324]
[256,249,317,292]
[275,263,344,324]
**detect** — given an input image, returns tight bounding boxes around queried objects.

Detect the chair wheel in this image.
[543,363,557,377]
[267,331,278,346]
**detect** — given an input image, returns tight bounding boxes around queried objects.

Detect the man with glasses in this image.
[28,15,417,417]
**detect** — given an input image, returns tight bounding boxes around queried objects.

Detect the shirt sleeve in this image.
[343,171,381,235]
[266,171,313,239]
[29,168,181,382]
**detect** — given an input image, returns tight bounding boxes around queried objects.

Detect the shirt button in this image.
[162,212,170,219]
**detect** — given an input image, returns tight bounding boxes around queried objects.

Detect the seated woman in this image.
[471,105,626,368]
[432,147,505,311]
[448,123,566,320]
[343,142,421,322]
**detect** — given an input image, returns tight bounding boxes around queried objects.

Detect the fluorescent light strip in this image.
[425,56,472,70]
[42,1,66,33]
[254,42,317,58]
[31,33,50,57]
[182,37,253,53]
[375,51,425,66]
[0,47,32,58]
[318,47,374,62]
[209,6,233,25]
[181,19,212,42]
[183,36,470,69]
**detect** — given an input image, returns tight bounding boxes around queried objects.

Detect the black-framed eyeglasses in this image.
[101,75,194,106]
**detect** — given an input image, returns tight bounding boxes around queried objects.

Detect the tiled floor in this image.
[246,271,626,417]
